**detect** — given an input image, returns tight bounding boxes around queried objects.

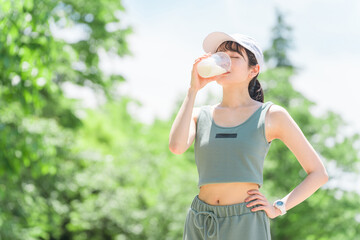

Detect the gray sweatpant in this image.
[183,195,271,240]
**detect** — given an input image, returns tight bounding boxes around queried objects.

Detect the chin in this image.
[216,75,230,81]
[215,78,232,85]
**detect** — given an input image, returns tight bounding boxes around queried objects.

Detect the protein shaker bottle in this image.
[196,52,231,78]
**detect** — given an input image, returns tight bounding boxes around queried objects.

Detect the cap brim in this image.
[202,32,236,53]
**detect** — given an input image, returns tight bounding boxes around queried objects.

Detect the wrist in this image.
[188,87,198,95]
[275,207,282,217]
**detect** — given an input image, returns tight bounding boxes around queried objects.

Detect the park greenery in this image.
[0,1,359,239]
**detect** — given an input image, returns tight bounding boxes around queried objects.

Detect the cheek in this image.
[231,64,248,75]
[231,60,245,69]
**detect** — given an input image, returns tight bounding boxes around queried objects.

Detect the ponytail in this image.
[248,74,264,103]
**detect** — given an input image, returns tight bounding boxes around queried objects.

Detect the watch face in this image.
[276,201,284,206]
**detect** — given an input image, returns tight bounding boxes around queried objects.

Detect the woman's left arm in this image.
[245,104,329,218]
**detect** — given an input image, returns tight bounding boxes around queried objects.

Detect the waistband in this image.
[189,195,260,240]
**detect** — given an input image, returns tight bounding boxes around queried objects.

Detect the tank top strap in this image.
[259,101,274,126]
[200,105,212,120]
[196,105,212,128]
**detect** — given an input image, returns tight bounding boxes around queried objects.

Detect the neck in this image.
[219,83,257,109]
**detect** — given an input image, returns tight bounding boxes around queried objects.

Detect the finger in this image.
[195,54,209,62]
[194,56,208,64]
[199,56,210,61]
[247,190,266,198]
[245,194,265,202]
[250,205,266,212]
[202,53,212,59]
[245,197,264,205]
[248,189,261,194]
[246,199,268,208]
[247,190,263,197]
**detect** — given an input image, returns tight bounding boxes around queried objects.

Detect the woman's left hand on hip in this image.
[244,189,280,219]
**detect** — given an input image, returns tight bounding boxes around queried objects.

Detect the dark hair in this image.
[215,41,264,102]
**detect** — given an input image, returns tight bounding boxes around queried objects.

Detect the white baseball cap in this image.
[202,31,265,73]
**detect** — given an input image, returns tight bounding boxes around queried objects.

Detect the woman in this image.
[168,31,329,240]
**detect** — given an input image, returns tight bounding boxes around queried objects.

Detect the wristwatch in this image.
[273,200,287,216]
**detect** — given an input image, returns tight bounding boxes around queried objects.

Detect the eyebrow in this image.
[227,52,239,56]
[229,52,244,59]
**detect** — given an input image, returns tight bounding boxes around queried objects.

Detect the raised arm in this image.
[168,88,200,155]
[168,52,224,155]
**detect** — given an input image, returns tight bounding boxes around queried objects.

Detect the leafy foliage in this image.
[1,2,359,240]
[0,0,132,239]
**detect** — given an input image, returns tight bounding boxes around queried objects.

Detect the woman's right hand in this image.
[190,52,218,92]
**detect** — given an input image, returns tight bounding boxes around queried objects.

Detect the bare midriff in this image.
[198,182,260,206]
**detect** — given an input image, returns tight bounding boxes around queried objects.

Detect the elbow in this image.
[168,137,179,154]
[168,144,185,155]
[308,168,329,186]
[318,169,329,185]
[322,171,329,184]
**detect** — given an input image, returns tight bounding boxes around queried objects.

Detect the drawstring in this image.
[191,209,220,240]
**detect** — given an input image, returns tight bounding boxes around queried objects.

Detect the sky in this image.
[59,0,360,193]
[92,0,360,136]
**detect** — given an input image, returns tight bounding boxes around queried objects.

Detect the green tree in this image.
[0,0,132,239]
[263,7,294,69]
[2,1,359,239]
[73,97,196,239]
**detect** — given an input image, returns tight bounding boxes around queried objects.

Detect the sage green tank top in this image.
[194,101,274,189]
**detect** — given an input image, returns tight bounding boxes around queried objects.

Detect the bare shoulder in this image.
[267,103,288,116]
[266,103,300,140]
[192,106,202,123]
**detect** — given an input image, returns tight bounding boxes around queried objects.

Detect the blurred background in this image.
[1,0,359,239]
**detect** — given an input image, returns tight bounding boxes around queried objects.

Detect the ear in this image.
[249,64,260,78]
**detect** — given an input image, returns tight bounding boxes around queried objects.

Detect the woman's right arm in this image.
[168,87,199,155]
[168,52,221,154]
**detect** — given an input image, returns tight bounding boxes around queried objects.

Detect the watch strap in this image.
[273,200,287,215]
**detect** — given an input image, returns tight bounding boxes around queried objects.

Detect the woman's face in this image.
[215,48,254,86]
